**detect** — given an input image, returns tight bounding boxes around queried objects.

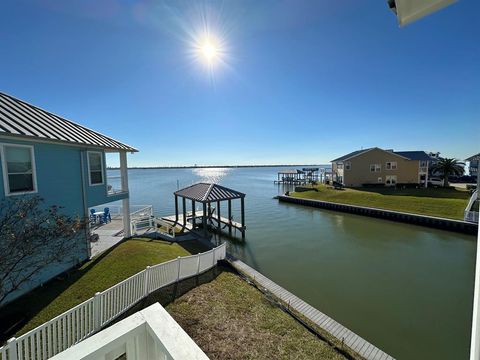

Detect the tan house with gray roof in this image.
[331,147,435,187]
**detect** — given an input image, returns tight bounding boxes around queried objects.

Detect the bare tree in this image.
[0,196,86,305]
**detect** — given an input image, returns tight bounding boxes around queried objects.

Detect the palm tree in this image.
[431,158,465,187]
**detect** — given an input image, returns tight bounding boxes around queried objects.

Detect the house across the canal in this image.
[331,147,436,187]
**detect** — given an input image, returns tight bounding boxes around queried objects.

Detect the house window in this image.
[1,144,37,195]
[420,161,427,167]
[88,151,104,185]
[386,162,397,170]
[370,164,376,172]
[345,161,351,170]
[336,163,344,170]
[376,164,381,172]
[386,175,397,186]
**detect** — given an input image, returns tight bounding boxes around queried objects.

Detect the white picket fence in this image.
[0,243,227,360]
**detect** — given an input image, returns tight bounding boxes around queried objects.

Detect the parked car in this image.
[428,178,444,187]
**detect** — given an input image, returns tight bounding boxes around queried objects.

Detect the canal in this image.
[113,166,476,360]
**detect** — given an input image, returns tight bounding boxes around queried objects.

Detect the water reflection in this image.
[192,167,231,184]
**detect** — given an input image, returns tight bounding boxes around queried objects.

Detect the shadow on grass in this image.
[0,239,129,343]
[0,237,191,343]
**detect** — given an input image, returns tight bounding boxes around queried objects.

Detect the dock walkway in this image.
[228,256,395,360]
[162,210,244,231]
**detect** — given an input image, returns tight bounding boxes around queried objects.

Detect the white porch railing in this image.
[92,205,153,218]
[0,243,227,360]
[49,303,208,360]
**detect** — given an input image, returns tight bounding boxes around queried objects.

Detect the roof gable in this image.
[466,153,480,161]
[0,92,137,152]
[331,148,373,162]
[175,183,245,203]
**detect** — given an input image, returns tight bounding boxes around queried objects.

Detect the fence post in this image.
[176,256,181,281]
[93,292,102,331]
[144,266,151,296]
[7,337,17,360]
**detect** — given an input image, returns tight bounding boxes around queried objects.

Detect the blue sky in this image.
[1,1,478,167]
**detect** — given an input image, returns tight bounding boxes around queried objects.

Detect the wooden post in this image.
[120,152,131,238]
[175,195,179,223]
[228,199,232,236]
[217,200,221,231]
[202,202,207,237]
[182,197,187,227]
[240,197,245,239]
[192,200,196,229]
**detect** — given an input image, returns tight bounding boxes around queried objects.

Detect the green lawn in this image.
[0,238,191,337]
[166,270,346,360]
[292,185,470,220]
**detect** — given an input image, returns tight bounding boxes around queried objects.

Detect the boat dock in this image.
[275,167,332,185]
[162,210,245,233]
[228,256,395,360]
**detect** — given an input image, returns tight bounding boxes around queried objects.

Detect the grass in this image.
[0,238,191,337]
[166,270,346,360]
[292,185,470,220]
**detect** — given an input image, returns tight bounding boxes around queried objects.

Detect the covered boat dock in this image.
[168,183,246,238]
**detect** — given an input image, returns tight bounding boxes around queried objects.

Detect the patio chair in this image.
[89,209,96,225]
[103,207,112,223]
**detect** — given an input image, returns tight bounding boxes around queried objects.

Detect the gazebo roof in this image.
[174,183,245,203]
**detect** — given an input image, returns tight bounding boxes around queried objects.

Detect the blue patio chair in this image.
[103,207,112,223]
[90,209,96,225]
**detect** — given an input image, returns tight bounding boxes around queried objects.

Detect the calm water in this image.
[109,166,476,360]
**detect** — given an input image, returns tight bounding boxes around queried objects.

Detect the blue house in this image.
[0,92,137,303]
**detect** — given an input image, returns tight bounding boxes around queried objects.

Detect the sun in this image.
[200,40,218,62]
[195,36,223,66]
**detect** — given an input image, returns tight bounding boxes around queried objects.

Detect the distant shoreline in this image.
[107,164,330,170]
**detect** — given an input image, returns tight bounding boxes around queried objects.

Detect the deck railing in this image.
[0,243,227,360]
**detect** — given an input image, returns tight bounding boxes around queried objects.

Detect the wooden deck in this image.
[162,210,245,232]
[228,257,395,360]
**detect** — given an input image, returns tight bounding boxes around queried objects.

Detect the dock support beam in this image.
[228,199,232,236]
[202,202,207,237]
[217,201,221,231]
[182,197,186,227]
[191,200,196,229]
[175,195,179,223]
[241,197,245,239]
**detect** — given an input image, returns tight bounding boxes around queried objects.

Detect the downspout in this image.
[80,150,91,258]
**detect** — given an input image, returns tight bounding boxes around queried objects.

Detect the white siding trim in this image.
[0,142,38,196]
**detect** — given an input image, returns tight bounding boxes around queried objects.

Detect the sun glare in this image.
[200,40,218,62]
[196,37,222,65]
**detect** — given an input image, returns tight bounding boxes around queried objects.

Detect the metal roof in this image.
[0,92,137,152]
[466,153,480,161]
[331,148,372,162]
[332,148,436,162]
[394,151,436,161]
[175,183,245,203]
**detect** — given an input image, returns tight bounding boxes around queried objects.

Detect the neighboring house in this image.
[331,147,436,187]
[466,153,479,179]
[0,92,137,303]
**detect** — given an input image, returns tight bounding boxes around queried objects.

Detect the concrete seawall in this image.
[278,195,478,235]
